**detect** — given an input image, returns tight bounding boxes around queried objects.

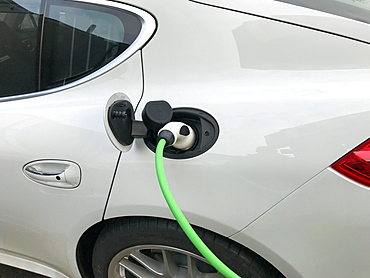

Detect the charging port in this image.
[107,99,219,158]
[144,107,219,159]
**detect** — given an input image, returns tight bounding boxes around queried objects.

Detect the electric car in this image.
[1,0,370,277]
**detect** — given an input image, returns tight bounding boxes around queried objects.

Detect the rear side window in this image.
[276,0,370,24]
[0,0,143,98]
[0,0,41,96]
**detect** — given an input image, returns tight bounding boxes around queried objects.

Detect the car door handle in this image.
[23,160,81,188]
[25,166,65,176]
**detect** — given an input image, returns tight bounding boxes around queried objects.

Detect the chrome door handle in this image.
[23,160,81,188]
[25,166,65,176]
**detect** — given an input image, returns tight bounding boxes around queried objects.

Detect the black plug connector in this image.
[157,130,175,147]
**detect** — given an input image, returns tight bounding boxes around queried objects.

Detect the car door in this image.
[0,0,154,277]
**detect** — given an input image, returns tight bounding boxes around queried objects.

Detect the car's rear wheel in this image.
[92,217,284,278]
[106,244,223,277]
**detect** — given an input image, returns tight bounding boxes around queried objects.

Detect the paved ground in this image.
[0,264,48,278]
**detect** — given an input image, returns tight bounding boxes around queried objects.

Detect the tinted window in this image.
[0,0,142,98]
[276,0,370,24]
[41,0,141,89]
[0,0,41,96]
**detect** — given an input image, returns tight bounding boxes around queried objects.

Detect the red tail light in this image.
[332,139,370,187]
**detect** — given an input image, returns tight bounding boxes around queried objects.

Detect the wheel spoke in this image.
[187,255,201,278]
[162,250,180,277]
[187,255,224,278]
[131,250,165,275]
[119,258,156,278]
[110,245,228,278]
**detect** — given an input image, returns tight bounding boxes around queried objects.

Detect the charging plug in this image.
[158,122,196,150]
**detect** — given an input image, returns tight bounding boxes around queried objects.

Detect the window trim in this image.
[0,0,156,102]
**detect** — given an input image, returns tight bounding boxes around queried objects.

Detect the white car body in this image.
[1,0,370,277]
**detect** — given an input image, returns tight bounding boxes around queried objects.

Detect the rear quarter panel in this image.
[108,0,370,248]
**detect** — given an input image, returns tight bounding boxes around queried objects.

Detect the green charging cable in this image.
[155,138,240,278]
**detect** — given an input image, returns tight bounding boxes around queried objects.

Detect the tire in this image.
[92,217,284,278]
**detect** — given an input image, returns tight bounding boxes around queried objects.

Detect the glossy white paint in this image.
[0,250,68,278]
[104,1,370,276]
[107,0,370,234]
[193,0,370,43]
[0,51,142,277]
[2,0,370,277]
[232,168,370,278]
